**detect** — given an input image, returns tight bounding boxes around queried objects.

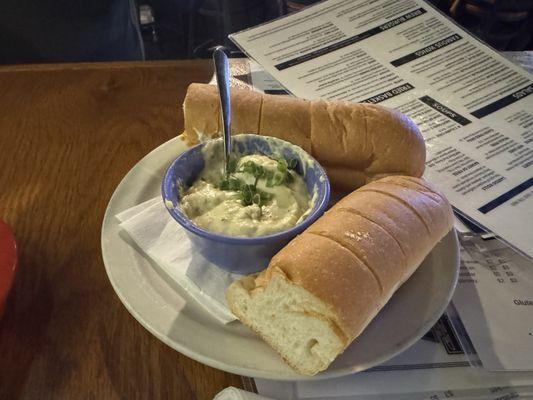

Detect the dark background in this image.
[1,0,532,65]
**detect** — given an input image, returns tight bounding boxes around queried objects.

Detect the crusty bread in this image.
[226,176,454,375]
[183,83,221,140]
[181,83,425,191]
[260,94,312,153]
[183,83,263,140]
[227,270,347,376]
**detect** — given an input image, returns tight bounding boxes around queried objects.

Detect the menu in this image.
[201,52,533,395]
[254,305,533,399]
[237,54,533,372]
[454,237,533,371]
[229,0,533,260]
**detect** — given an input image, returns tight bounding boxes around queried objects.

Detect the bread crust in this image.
[181,84,426,191]
[307,210,406,294]
[271,176,453,338]
[269,232,382,340]
[260,94,312,153]
[226,272,347,375]
[183,83,263,145]
[226,176,454,375]
[183,83,220,144]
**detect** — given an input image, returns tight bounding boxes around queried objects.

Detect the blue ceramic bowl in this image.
[162,134,330,274]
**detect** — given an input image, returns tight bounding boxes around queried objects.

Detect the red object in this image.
[0,220,17,318]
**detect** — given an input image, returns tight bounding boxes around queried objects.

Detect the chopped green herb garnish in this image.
[259,191,273,202]
[217,155,299,213]
[228,178,241,191]
[272,172,284,186]
[277,158,287,173]
[255,165,264,178]
[218,179,229,190]
[241,183,256,206]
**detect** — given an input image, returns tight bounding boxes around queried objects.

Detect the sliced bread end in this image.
[226,272,347,376]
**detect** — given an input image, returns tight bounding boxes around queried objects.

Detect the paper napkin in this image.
[116,197,241,324]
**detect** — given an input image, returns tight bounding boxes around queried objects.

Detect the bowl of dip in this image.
[162,134,330,274]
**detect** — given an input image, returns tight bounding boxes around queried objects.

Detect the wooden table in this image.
[0,60,245,399]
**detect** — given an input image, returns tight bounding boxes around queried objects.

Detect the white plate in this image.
[101,136,460,381]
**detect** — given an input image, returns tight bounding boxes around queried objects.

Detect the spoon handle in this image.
[213,46,232,171]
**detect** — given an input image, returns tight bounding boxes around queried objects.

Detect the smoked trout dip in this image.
[179,143,313,237]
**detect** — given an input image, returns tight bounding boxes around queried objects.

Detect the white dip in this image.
[180,151,311,237]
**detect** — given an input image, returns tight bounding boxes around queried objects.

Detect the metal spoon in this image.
[213,46,232,174]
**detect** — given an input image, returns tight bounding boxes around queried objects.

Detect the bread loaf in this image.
[181,83,426,191]
[226,175,454,375]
